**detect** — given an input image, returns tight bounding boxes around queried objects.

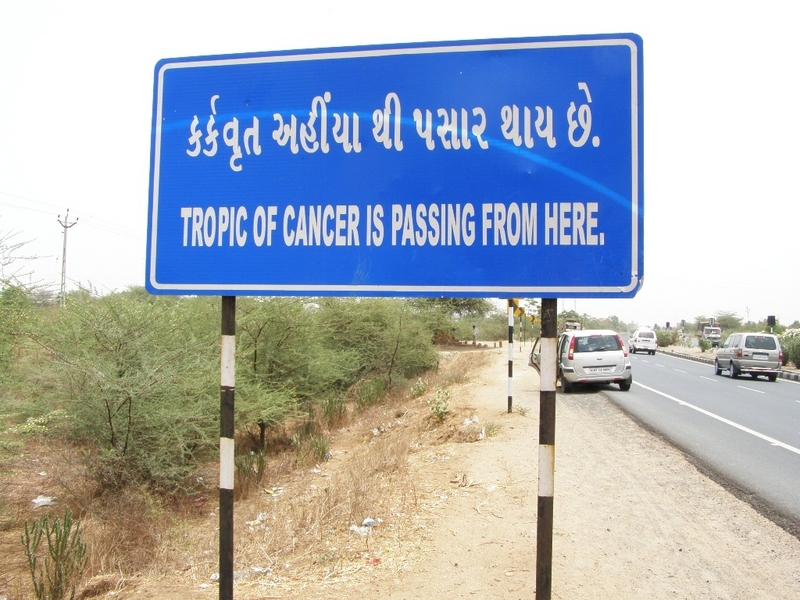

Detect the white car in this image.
[629,328,658,355]
[530,329,632,392]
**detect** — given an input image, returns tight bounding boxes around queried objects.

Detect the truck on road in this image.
[702,325,722,347]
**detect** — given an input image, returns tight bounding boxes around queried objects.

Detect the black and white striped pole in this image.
[536,298,557,599]
[220,296,236,600]
[507,299,514,413]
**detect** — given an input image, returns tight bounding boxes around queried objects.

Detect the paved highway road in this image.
[598,351,800,530]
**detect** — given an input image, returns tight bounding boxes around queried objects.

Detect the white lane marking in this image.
[700,376,718,382]
[737,385,765,394]
[633,382,800,456]
[655,364,665,368]
[658,353,800,386]
[674,369,687,374]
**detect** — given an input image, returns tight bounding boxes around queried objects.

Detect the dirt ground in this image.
[308,343,800,599]
[5,342,800,599]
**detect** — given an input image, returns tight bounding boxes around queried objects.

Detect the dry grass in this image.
[0,347,494,598]
[175,349,492,591]
[81,487,172,576]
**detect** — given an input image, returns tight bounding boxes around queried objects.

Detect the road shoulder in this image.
[357,345,800,598]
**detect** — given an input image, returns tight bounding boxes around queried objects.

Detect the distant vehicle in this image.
[529,329,632,393]
[714,332,783,381]
[702,326,722,347]
[629,328,657,355]
[564,319,581,331]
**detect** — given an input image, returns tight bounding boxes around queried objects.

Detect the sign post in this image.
[219,297,236,600]
[508,299,515,413]
[537,298,558,598]
[147,34,643,599]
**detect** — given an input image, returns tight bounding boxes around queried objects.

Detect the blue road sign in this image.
[147,34,643,297]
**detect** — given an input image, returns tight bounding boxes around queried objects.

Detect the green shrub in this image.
[411,377,428,398]
[37,294,219,492]
[316,298,439,387]
[656,330,674,348]
[292,431,330,464]
[698,338,711,352]
[7,410,69,436]
[0,284,32,380]
[5,291,444,496]
[427,388,450,422]
[780,329,800,368]
[22,507,87,600]
[236,297,438,427]
[353,377,388,409]
[320,394,347,427]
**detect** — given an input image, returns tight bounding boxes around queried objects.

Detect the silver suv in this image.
[629,328,657,354]
[530,329,632,392]
[714,332,782,381]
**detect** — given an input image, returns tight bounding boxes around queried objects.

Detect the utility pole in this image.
[57,210,78,307]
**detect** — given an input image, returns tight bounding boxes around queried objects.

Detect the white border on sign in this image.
[148,37,641,295]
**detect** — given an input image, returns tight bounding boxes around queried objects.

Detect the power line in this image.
[0,190,143,240]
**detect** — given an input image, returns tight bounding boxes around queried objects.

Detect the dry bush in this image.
[234,349,491,583]
[0,525,29,598]
[224,349,489,584]
[81,486,170,576]
[336,428,412,522]
[232,419,417,580]
[435,350,490,388]
[234,450,268,502]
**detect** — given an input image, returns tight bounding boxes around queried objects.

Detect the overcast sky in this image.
[1,1,797,328]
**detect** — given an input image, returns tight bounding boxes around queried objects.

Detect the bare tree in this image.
[0,229,33,285]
